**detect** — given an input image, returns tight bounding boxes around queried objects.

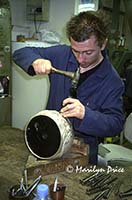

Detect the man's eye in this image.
[85,51,92,55]
[73,50,79,54]
[72,49,93,55]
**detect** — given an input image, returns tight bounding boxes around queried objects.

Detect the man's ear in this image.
[101,38,108,50]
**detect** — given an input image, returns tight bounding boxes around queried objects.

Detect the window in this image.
[75,0,99,14]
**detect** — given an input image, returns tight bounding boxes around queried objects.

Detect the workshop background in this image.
[0,0,132,200]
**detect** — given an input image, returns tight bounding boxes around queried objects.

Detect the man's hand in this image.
[32,59,52,75]
[60,97,85,119]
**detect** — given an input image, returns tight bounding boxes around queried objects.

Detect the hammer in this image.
[51,66,80,83]
[51,67,80,97]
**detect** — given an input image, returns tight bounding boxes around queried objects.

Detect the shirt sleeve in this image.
[13,47,44,74]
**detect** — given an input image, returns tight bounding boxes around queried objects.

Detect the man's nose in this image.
[77,53,85,63]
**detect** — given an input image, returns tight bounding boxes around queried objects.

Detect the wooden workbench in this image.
[0,126,131,200]
[39,166,132,200]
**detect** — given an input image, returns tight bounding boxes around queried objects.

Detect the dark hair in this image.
[66,11,109,46]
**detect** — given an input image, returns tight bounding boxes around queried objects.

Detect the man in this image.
[13,11,125,165]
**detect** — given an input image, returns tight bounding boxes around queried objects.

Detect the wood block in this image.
[26,140,89,178]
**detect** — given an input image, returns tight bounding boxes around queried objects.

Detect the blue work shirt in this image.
[13,44,125,164]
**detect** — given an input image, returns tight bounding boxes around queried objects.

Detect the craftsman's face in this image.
[70,36,106,70]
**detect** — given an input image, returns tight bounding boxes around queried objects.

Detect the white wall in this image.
[42,0,75,43]
[9,0,30,40]
[10,0,75,43]
[9,0,132,49]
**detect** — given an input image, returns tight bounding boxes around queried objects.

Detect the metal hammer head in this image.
[51,67,80,87]
[71,67,80,89]
[51,66,80,97]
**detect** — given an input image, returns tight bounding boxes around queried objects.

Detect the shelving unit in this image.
[0,0,11,126]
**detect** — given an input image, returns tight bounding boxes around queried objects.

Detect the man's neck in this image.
[80,56,104,73]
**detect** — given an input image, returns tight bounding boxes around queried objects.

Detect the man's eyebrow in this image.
[72,48,94,53]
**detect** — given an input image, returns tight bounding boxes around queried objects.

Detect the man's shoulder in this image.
[98,58,122,81]
[103,58,124,88]
[46,44,73,61]
[48,44,71,52]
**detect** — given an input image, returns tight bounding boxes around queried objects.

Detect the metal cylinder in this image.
[25,110,73,160]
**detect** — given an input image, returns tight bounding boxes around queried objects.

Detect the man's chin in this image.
[80,64,88,68]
